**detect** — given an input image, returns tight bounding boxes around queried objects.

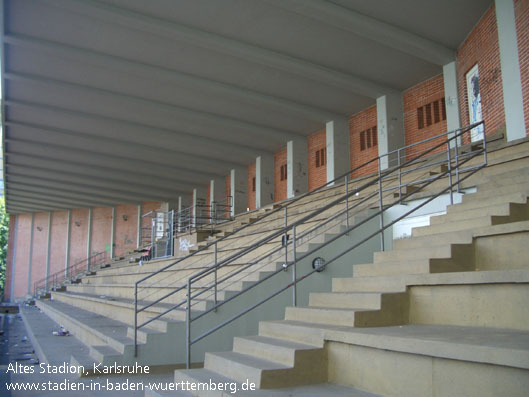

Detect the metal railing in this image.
[133,122,485,359]
[182,122,487,367]
[34,250,109,297]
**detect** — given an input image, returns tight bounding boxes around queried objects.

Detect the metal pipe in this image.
[292,225,297,307]
[214,241,218,310]
[345,175,349,229]
[134,284,138,357]
[377,157,385,252]
[186,278,191,369]
[447,140,454,205]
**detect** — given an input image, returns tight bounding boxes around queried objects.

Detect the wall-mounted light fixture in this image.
[122,215,128,221]
[36,226,43,232]
[74,221,81,227]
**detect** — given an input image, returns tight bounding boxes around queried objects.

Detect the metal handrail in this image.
[33,250,109,297]
[133,122,484,356]
[183,122,487,367]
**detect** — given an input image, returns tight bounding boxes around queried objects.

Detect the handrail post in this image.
[482,123,487,165]
[345,175,349,230]
[377,157,385,252]
[214,241,218,311]
[283,207,288,270]
[454,133,460,193]
[292,225,297,307]
[398,148,402,202]
[134,283,138,357]
[447,139,454,205]
[186,278,192,369]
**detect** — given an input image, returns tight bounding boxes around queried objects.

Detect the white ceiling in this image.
[1,0,492,213]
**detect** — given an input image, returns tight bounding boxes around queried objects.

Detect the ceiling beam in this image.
[4,118,244,171]
[5,70,302,143]
[6,185,127,208]
[41,0,399,97]
[5,97,279,154]
[5,174,176,204]
[6,153,199,190]
[7,194,95,211]
[5,182,143,206]
[4,138,227,180]
[3,34,342,122]
[263,0,455,65]
[5,163,189,198]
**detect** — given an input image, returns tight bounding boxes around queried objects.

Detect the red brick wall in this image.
[91,207,112,256]
[515,0,529,134]
[457,4,505,140]
[4,214,16,300]
[349,105,378,177]
[308,129,326,191]
[274,147,287,202]
[403,74,447,159]
[13,213,31,298]
[247,163,256,210]
[114,204,139,257]
[49,211,68,280]
[69,208,89,267]
[30,212,49,294]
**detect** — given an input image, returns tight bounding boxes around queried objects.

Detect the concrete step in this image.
[412,215,512,237]
[232,335,323,367]
[430,202,527,225]
[373,243,473,264]
[392,229,473,251]
[258,320,326,347]
[308,291,383,310]
[204,350,326,389]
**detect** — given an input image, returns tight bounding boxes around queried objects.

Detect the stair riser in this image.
[332,277,406,293]
[409,283,529,330]
[258,322,324,347]
[412,216,495,237]
[327,341,529,397]
[373,245,453,263]
[308,292,381,310]
[393,231,473,250]
[430,204,511,226]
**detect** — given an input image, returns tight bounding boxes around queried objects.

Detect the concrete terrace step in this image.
[232,335,323,366]
[411,214,514,237]
[372,243,473,264]
[353,257,474,278]
[430,201,528,225]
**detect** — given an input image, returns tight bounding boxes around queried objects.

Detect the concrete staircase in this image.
[174,155,529,396]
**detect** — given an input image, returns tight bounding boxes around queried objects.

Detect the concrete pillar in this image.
[136,204,142,248]
[495,0,527,140]
[86,208,93,270]
[110,207,115,259]
[377,93,405,170]
[45,212,52,290]
[287,138,308,198]
[26,213,34,296]
[326,118,350,184]
[443,61,462,135]
[9,215,19,302]
[230,167,247,217]
[192,187,207,227]
[256,154,274,208]
[65,210,71,275]
[210,178,225,221]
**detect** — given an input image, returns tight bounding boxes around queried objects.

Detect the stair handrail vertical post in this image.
[398,148,402,201]
[283,206,288,269]
[377,157,385,251]
[214,241,218,310]
[292,224,297,307]
[171,210,175,257]
[447,140,454,205]
[134,283,138,357]
[186,278,192,369]
[482,127,488,165]
[454,135,461,193]
[345,174,349,229]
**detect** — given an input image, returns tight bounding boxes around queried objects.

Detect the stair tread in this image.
[91,344,121,356]
[236,335,321,350]
[37,299,137,346]
[325,324,529,370]
[208,351,291,371]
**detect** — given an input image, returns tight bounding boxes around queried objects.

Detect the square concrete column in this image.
[192,187,207,227]
[287,138,308,198]
[495,0,527,140]
[256,154,274,208]
[377,93,405,170]
[230,167,248,216]
[443,61,462,146]
[326,118,350,184]
[209,178,226,221]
